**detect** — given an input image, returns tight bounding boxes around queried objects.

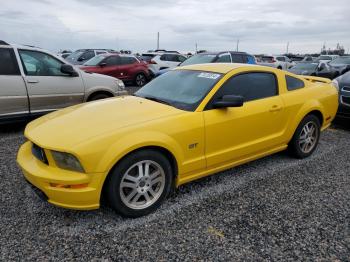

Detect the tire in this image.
[88,93,111,101]
[134,73,147,87]
[288,114,321,159]
[277,66,282,70]
[105,149,173,217]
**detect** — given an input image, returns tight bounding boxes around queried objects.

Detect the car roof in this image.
[176,63,258,74]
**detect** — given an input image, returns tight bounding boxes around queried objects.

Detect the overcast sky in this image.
[1,0,349,54]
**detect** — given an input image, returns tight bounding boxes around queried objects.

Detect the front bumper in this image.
[17,141,106,210]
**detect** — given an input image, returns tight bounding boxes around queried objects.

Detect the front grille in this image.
[32,143,48,164]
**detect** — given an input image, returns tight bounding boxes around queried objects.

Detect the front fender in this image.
[96,131,184,175]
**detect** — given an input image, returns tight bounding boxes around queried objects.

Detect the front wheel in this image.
[288,115,321,158]
[134,73,147,87]
[105,150,173,217]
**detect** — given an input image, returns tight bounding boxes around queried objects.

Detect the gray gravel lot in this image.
[0,107,349,261]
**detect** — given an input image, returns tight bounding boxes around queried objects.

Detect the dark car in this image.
[333,71,350,119]
[328,56,350,76]
[155,51,256,77]
[288,62,339,79]
[80,54,150,87]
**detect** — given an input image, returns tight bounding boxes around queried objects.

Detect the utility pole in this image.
[195,43,198,53]
[236,39,239,51]
[286,42,289,54]
[157,32,160,50]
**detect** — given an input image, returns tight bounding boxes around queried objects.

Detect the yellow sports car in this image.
[17,63,338,217]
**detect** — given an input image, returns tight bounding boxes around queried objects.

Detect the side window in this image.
[215,54,231,63]
[286,75,304,91]
[276,57,286,62]
[160,54,169,61]
[231,54,244,63]
[82,50,95,60]
[169,55,180,62]
[19,50,64,76]
[105,56,120,66]
[0,48,20,75]
[96,51,106,55]
[120,57,136,65]
[206,72,278,109]
[178,56,187,62]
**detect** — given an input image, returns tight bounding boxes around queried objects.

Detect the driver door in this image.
[18,49,85,113]
[203,72,287,168]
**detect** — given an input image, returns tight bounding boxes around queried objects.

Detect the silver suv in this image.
[0,41,127,123]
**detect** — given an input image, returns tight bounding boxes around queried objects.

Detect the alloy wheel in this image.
[298,121,319,154]
[119,160,165,210]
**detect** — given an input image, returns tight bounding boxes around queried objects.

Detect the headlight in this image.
[331,79,339,91]
[51,151,85,173]
[116,79,125,90]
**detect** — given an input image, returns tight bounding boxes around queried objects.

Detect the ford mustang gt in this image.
[17,63,338,217]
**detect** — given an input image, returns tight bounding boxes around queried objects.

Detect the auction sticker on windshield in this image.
[197,72,221,79]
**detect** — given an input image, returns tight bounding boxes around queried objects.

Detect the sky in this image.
[1,0,349,54]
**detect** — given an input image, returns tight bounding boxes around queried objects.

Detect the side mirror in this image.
[61,64,79,77]
[213,95,244,109]
[99,62,107,67]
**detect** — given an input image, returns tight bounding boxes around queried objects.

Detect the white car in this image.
[0,41,127,123]
[256,55,294,70]
[142,52,187,76]
[315,55,339,64]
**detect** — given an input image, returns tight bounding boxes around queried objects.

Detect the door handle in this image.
[269,105,282,112]
[27,80,39,84]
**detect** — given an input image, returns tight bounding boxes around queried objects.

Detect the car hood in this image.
[337,71,350,84]
[329,64,348,70]
[25,96,183,150]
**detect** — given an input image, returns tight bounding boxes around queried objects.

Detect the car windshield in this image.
[66,51,84,60]
[180,54,217,66]
[291,63,318,70]
[329,57,350,65]
[83,55,105,66]
[135,70,222,111]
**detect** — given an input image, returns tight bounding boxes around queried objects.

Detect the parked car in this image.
[17,63,338,217]
[332,71,350,119]
[65,49,113,65]
[315,55,339,63]
[256,55,294,70]
[288,62,339,79]
[57,50,72,59]
[328,56,350,75]
[145,52,188,76]
[0,41,127,123]
[155,51,256,77]
[80,54,150,87]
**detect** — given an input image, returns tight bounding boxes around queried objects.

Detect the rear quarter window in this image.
[286,75,305,91]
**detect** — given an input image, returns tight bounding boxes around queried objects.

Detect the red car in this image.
[80,54,150,87]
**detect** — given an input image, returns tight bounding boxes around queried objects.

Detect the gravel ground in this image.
[0,112,349,261]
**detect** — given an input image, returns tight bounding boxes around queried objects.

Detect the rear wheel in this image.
[288,115,320,158]
[134,73,147,87]
[106,149,173,217]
